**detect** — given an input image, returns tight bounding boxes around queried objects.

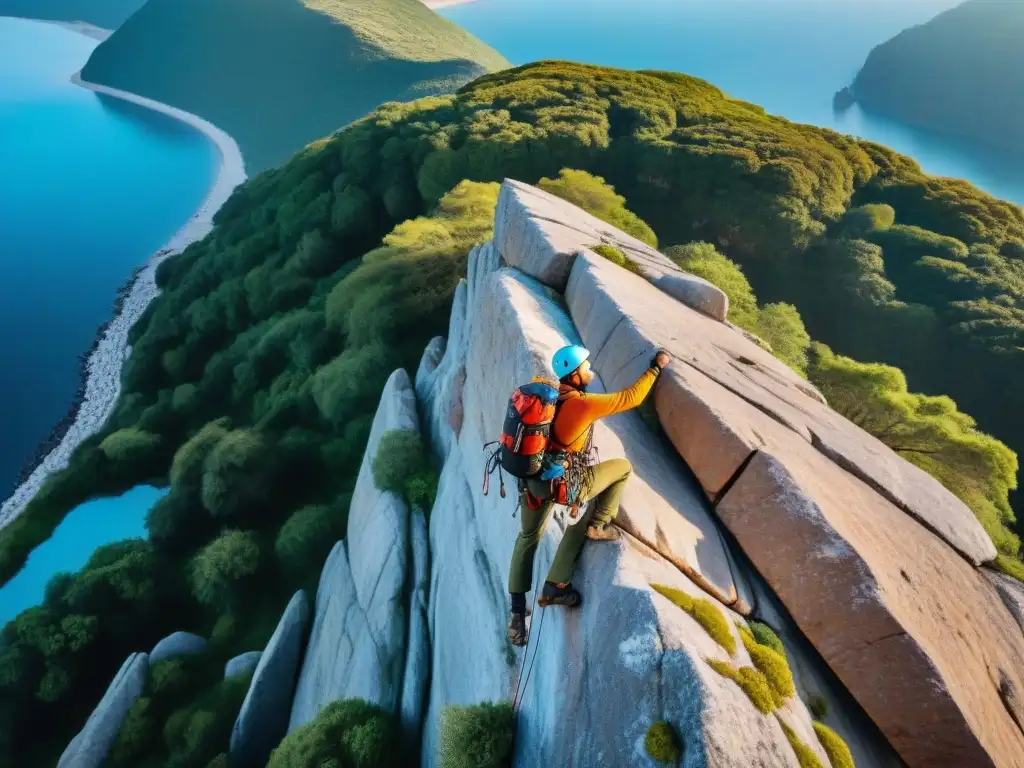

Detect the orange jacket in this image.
[550,368,660,452]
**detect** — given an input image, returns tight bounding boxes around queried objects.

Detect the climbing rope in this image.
[509,548,548,716]
[513,586,545,713]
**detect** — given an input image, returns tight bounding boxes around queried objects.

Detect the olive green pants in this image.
[508,458,632,593]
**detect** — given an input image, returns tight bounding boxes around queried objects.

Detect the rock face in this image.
[230,590,310,767]
[400,506,431,743]
[416,240,827,767]
[225,651,263,680]
[288,369,430,733]
[149,631,206,664]
[494,180,729,320]
[58,652,149,768]
[413,180,1024,768]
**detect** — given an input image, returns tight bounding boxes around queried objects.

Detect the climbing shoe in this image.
[507,611,528,647]
[586,522,620,541]
[538,581,582,608]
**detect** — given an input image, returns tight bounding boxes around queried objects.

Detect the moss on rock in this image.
[740,626,795,706]
[779,720,825,768]
[813,722,855,768]
[706,659,776,714]
[644,720,682,764]
[652,583,736,655]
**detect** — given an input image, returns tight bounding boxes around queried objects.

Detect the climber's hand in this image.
[652,350,671,371]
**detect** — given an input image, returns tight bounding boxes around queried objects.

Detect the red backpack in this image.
[483,377,560,497]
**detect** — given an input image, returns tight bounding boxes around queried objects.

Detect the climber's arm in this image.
[580,367,660,420]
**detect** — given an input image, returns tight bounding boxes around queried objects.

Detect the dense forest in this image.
[850,0,1024,154]
[1,61,1022,765]
[79,0,509,170]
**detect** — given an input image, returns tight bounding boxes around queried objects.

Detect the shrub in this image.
[996,555,1024,582]
[268,699,400,768]
[707,659,776,714]
[438,700,515,768]
[275,500,348,576]
[108,697,156,766]
[807,694,829,720]
[644,720,682,764]
[840,203,895,236]
[756,303,811,377]
[99,428,163,463]
[162,674,252,766]
[372,430,439,510]
[665,242,759,331]
[748,621,786,658]
[593,244,641,274]
[812,722,855,768]
[651,583,736,655]
[779,720,824,768]
[191,530,261,610]
[739,626,795,706]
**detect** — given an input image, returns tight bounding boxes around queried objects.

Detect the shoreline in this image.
[422,0,480,8]
[0,71,246,529]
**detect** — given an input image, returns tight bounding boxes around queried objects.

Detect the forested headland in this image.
[1,61,1021,766]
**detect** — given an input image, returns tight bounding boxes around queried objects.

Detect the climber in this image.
[506,344,671,646]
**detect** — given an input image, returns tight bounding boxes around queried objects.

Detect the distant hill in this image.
[0,0,145,28]
[80,0,509,170]
[849,0,1024,153]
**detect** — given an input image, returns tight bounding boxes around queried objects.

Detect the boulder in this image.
[58,652,149,768]
[565,248,994,564]
[493,179,728,320]
[149,631,206,664]
[560,248,1024,767]
[230,590,309,767]
[288,369,420,730]
[417,244,825,766]
[224,651,263,680]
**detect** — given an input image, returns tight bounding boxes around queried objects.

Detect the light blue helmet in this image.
[552,345,590,380]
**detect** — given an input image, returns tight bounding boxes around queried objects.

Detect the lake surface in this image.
[0,17,217,494]
[441,0,1024,206]
[0,485,166,625]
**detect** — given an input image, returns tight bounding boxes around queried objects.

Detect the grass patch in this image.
[652,583,736,655]
[813,722,855,768]
[644,720,682,764]
[739,625,795,707]
[778,720,825,768]
[706,659,776,714]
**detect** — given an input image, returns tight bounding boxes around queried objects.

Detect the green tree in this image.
[99,428,162,465]
[191,530,262,610]
[665,241,759,330]
[756,303,811,376]
[538,169,658,246]
[807,343,1020,557]
[275,497,350,577]
[200,430,273,523]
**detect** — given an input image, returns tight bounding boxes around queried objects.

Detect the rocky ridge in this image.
[63,179,1024,767]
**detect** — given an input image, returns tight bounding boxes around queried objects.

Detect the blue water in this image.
[441,0,1024,206]
[0,17,217,494]
[0,485,166,625]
